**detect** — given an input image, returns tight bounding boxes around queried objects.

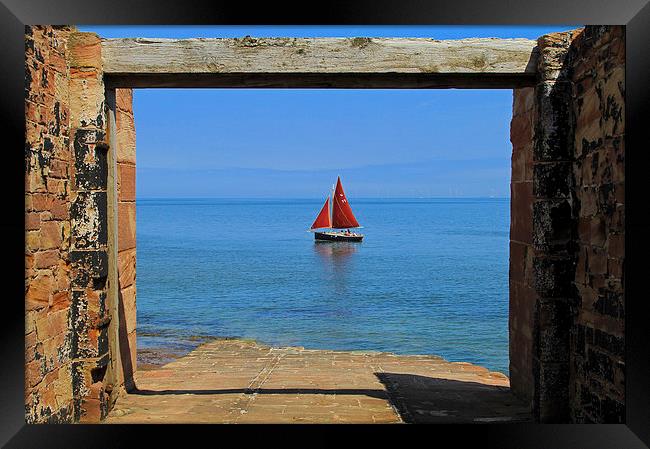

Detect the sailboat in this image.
[309,176,364,242]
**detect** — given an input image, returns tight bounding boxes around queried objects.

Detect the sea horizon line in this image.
[135,196,511,200]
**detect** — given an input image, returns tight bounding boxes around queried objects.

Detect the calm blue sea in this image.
[136,198,511,374]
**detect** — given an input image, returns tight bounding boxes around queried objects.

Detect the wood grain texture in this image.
[101,37,538,88]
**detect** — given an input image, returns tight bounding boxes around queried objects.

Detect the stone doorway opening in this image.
[100,37,539,420]
[110,86,521,423]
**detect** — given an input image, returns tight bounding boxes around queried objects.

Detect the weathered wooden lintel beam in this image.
[101,37,539,89]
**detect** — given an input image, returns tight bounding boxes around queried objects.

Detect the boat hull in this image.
[314,231,363,242]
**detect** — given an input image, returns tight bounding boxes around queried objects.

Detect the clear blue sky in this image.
[79,25,579,198]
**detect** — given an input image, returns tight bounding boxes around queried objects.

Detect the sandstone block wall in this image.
[509,86,535,406]
[25,25,75,424]
[67,31,112,423]
[569,26,625,423]
[509,25,625,423]
[25,26,137,423]
[530,30,580,423]
[509,29,581,422]
[115,88,137,384]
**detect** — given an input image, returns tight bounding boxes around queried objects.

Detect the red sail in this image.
[332,177,360,228]
[310,197,332,229]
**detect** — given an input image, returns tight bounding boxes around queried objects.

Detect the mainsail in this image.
[310,197,332,229]
[332,176,360,228]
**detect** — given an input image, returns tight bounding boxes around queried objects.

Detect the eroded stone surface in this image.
[104,339,531,424]
[568,25,625,424]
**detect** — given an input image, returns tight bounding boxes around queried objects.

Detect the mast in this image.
[330,181,335,228]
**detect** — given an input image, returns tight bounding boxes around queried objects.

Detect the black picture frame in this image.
[2,0,649,447]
